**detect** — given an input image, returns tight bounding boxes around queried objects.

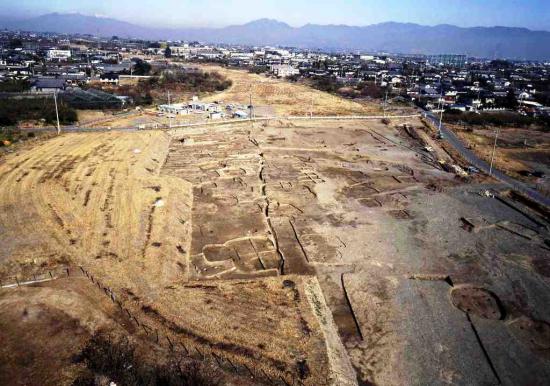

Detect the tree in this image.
[359,81,384,99]
[504,89,518,109]
[8,38,22,49]
[164,46,172,58]
[0,79,31,92]
[490,59,511,69]
[132,59,151,76]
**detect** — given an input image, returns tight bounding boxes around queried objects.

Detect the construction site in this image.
[1,68,550,386]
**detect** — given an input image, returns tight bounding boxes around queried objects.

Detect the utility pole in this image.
[53,90,61,135]
[437,87,444,138]
[249,83,254,122]
[383,89,388,117]
[167,90,172,128]
[310,93,314,119]
[489,128,500,176]
[437,105,444,138]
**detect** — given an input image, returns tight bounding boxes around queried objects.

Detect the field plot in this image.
[0,127,346,385]
[1,111,550,385]
[168,117,550,385]
[199,65,382,116]
[76,66,388,131]
[449,124,550,187]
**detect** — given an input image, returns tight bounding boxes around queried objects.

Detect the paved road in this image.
[20,126,137,133]
[424,111,550,207]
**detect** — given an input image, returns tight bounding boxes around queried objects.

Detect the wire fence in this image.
[0,265,73,289]
[0,265,318,386]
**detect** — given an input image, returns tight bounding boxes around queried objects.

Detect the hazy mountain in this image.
[0,13,167,39]
[2,13,550,60]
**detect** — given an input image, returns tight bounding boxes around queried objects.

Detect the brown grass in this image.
[449,124,550,180]
[198,65,382,116]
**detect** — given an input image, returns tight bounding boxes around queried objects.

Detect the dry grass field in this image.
[450,124,550,181]
[0,127,349,385]
[199,65,382,116]
[77,66,386,130]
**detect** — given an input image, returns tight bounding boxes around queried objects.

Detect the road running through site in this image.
[424,110,550,207]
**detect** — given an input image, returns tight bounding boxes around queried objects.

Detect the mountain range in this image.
[2,13,550,60]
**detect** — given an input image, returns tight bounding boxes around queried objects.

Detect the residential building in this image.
[46,49,72,60]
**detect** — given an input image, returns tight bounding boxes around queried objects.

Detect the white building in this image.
[170,46,190,58]
[47,49,72,60]
[209,111,224,120]
[233,110,249,119]
[158,103,190,115]
[270,64,300,78]
[230,52,254,60]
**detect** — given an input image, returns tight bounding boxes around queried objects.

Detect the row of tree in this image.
[0,97,77,126]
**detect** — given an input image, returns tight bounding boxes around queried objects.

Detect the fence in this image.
[0,265,72,289]
[0,265,315,386]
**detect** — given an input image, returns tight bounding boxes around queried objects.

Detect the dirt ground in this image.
[0,127,348,385]
[1,72,550,385]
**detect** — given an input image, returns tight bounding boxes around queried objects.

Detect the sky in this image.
[2,0,549,30]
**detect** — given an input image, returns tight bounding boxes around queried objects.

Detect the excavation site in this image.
[1,70,549,385]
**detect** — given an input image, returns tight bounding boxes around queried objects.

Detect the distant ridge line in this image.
[1,13,549,60]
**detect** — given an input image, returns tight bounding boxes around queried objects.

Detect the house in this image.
[189,101,208,111]
[170,46,190,58]
[189,101,220,113]
[449,104,468,112]
[230,52,254,61]
[158,103,190,115]
[233,110,249,119]
[209,111,224,120]
[46,49,72,61]
[101,62,131,73]
[271,64,300,78]
[31,77,66,93]
[60,73,87,85]
[100,73,119,85]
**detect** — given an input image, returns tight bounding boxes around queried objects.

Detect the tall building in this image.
[427,54,467,67]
